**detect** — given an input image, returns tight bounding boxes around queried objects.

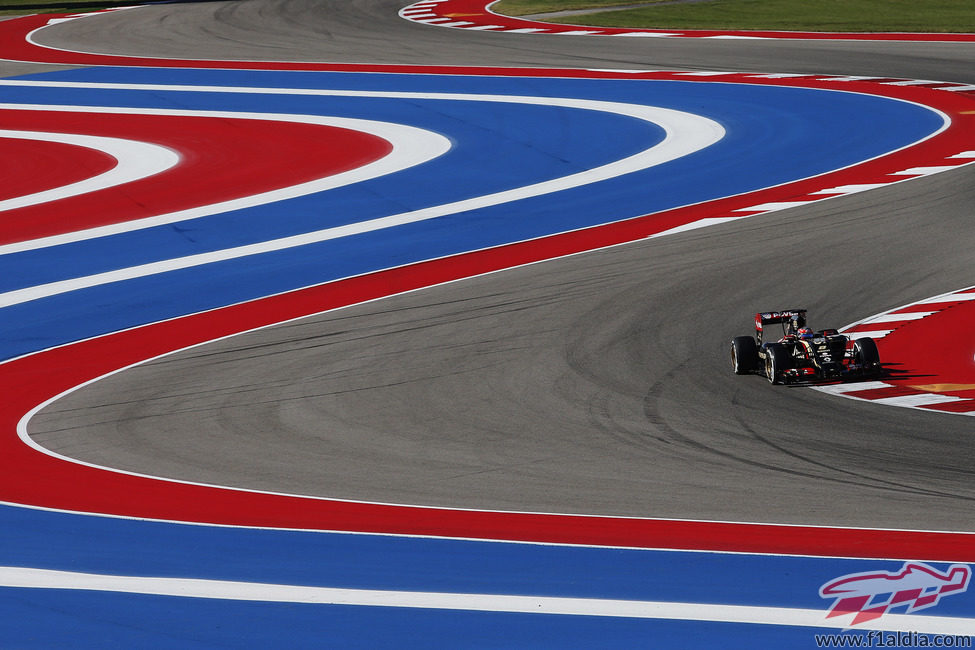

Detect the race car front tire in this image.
[854,337,881,376]
[764,343,792,385]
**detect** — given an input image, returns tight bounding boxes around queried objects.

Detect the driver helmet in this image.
[798,327,814,340]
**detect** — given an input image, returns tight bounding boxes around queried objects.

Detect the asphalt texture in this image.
[23,0,975,530]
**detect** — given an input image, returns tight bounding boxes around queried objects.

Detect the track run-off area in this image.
[2,4,975,646]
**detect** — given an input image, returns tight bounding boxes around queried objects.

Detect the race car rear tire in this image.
[854,337,881,376]
[764,343,792,385]
[732,336,759,375]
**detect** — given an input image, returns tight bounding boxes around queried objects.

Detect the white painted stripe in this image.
[2,567,974,634]
[863,311,936,323]
[950,151,975,158]
[0,92,725,306]
[614,32,680,37]
[812,381,893,395]
[871,394,969,408]
[647,217,742,238]
[46,12,110,24]
[0,130,178,212]
[881,79,941,86]
[748,74,809,78]
[816,76,879,82]
[733,201,811,212]
[675,72,728,77]
[557,30,602,35]
[844,329,894,340]
[432,21,476,27]
[400,10,437,16]
[809,183,891,194]
[891,166,962,175]
[917,293,975,303]
[413,17,454,23]
[0,103,451,256]
[504,28,548,33]
[587,68,653,73]
[705,35,767,40]
[460,24,505,30]
[938,84,975,92]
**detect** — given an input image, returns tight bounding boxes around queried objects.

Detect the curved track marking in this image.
[0,87,719,256]
[0,128,177,212]
[0,105,447,253]
[400,0,975,42]
[0,90,722,304]
[0,136,113,200]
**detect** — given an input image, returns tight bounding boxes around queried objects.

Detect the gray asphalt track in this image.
[23,1,975,531]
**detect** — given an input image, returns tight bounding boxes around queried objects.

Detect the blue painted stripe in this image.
[0,588,869,650]
[1,505,972,617]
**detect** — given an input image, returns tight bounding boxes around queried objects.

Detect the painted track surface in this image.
[19,0,975,532]
[3,0,975,644]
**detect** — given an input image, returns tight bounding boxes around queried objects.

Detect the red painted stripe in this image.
[408,0,975,42]
[843,324,897,333]
[0,136,115,201]
[922,401,975,414]
[0,110,391,244]
[890,304,949,314]
[841,386,920,400]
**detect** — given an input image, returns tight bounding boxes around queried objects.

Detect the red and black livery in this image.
[731,309,882,384]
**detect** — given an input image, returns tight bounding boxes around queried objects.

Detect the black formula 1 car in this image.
[731,309,882,384]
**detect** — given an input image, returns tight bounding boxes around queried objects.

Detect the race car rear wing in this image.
[754,309,807,344]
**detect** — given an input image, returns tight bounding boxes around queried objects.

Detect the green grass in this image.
[493,0,975,33]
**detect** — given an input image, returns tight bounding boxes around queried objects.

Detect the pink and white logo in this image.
[820,562,971,626]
